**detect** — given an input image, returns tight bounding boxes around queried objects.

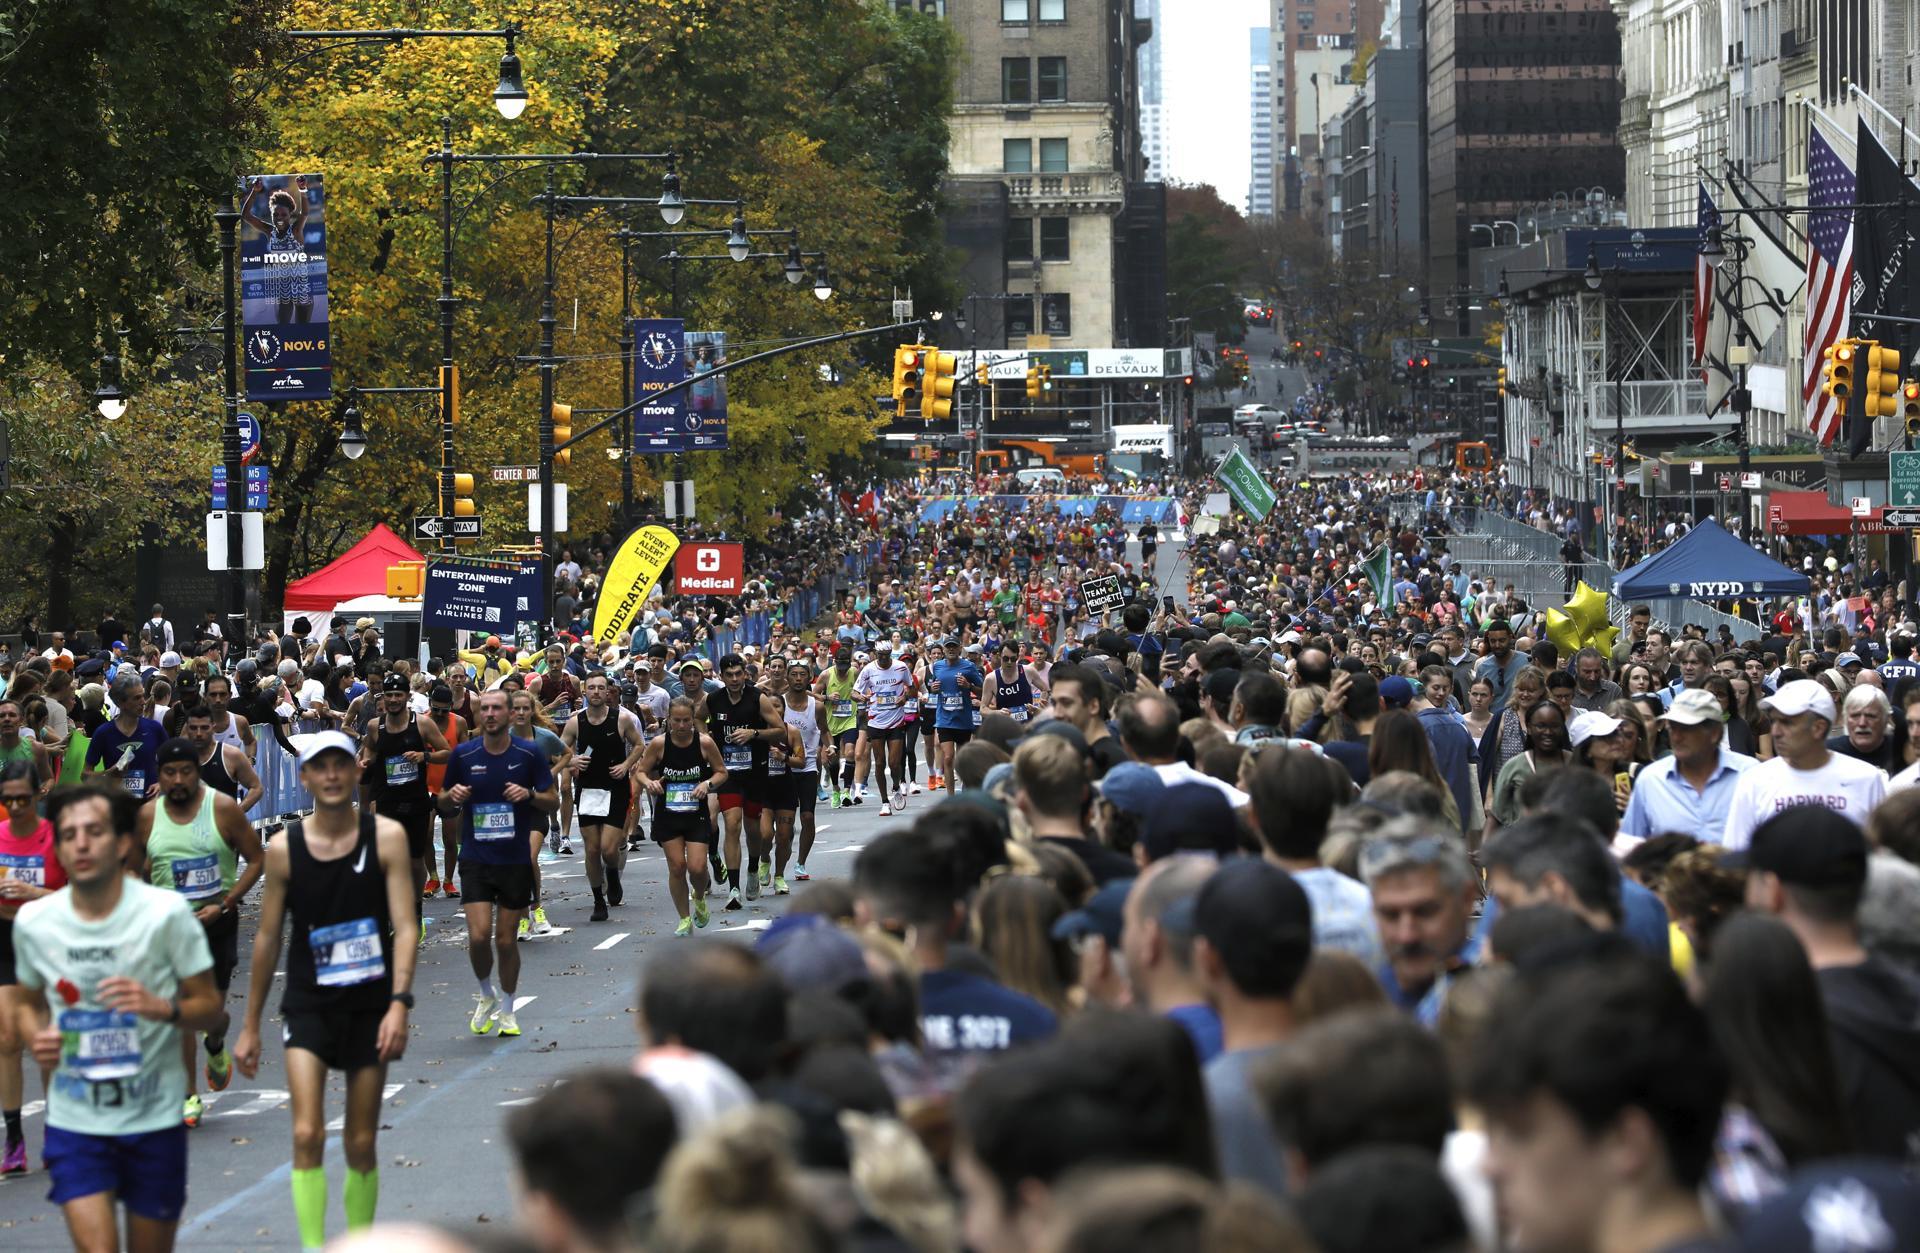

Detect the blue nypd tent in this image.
[1610,518,1809,600]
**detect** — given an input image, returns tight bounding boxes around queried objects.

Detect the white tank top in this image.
[785,697,821,771]
[211,713,246,751]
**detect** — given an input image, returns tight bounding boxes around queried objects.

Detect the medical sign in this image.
[674,542,744,596]
[238,173,331,401]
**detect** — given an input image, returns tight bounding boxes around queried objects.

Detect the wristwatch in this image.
[391,991,416,1010]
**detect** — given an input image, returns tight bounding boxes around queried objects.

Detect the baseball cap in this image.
[484,635,502,648]
[1097,761,1165,817]
[633,660,652,674]
[156,737,200,769]
[1568,709,1624,747]
[1378,675,1415,708]
[1140,782,1240,862]
[295,730,358,768]
[1735,1160,1920,1253]
[1202,668,1241,711]
[1051,878,1133,946]
[679,657,705,673]
[1661,688,1727,726]
[1732,805,1868,890]
[1836,651,1864,668]
[874,639,893,652]
[756,915,869,992]
[1761,678,1838,722]
[159,651,183,668]
[382,673,409,693]
[1179,859,1312,979]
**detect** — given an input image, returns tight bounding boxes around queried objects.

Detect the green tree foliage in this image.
[1164,184,1255,345]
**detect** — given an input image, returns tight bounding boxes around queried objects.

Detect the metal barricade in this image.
[248,735,312,826]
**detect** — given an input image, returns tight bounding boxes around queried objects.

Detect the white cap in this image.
[1568,710,1624,748]
[159,651,183,668]
[1761,678,1838,722]
[1660,688,1727,726]
[294,730,358,768]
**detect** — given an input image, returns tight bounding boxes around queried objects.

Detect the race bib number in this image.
[902,698,919,716]
[472,801,515,841]
[384,755,421,787]
[942,693,965,712]
[309,917,386,987]
[579,787,612,818]
[60,1009,141,1081]
[1009,707,1029,723]
[0,852,46,887]
[832,699,854,720]
[665,780,699,814]
[723,745,752,771]
[172,853,223,900]
[121,770,147,798]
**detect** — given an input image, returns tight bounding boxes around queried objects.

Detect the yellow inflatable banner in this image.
[592,525,680,645]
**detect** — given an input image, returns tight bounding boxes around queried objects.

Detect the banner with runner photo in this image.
[685,329,729,450]
[239,173,331,401]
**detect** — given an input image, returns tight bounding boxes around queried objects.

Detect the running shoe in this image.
[745,868,761,900]
[558,840,574,855]
[908,781,923,795]
[773,875,789,896]
[726,886,744,911]
[759,858,771,882]
[205,1043,233,1091]
[182,1095,204,1129]
[443,882,460,899]
[606,866,624,907]
[516,916,531,942]
[590,899,609,922]
[470,993,499,1035]
[422,878,440,898]
[496,1009,521,1038]
[531,907,553,936]
[851,791,864,806]
[693,896,710,928]
[674,917,694,938]
[0,1139,25,1176]
[793,863,810,881]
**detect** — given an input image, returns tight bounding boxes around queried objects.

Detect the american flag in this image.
[1694,182,1720,366]
[1805,127,1856,446]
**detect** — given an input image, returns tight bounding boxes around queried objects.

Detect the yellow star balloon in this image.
[1565,581,1612,638]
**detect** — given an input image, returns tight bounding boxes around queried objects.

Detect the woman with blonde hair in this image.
[970,874,1074,1014]
[651,1105,837,1253]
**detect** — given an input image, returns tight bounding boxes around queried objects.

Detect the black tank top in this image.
[573,706,626,790]
[369,715,429,810]
[657,733,712,822]
[282,811,393,1012]
[708,685,766,780]
[995,670,1034,722]
[199,745,240,799]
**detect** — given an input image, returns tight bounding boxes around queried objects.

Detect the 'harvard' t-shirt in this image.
[1720,752,1887,850]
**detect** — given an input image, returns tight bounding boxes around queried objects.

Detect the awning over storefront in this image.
[1766,491,1893,536]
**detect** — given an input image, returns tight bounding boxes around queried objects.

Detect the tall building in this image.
[1138,0,1167,181]
[1249,28,1274,218]
[1425,0,1624,300]
[940,0,1157,349]
[1273,0,1385,216]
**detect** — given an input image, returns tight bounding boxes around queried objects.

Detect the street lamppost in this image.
[1584,250,1626,565]
[1699,225,1760,536]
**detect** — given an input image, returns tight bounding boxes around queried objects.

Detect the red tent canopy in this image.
[282,523,425,612]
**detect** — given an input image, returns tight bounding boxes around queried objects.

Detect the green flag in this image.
[1361,546,1392,607]
[1214,446,1276,519]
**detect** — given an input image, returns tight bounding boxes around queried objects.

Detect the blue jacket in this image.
[1417,706,1478,835]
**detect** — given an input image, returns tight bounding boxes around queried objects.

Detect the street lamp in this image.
[93,342,127,420]
[783,239,806,285]
[492,32,528,119]
[658,167,686,225]
[1583,251,1603,293]
[339,400,369,459]
[812,260,834,302]
[726,210,750,262]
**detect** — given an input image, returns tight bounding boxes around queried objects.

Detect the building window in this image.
[1042,293,1072,336]
[1002,0,1029,21]
[1038,137,1069,172]
[1003,58,1031,103]
[1039,216,1070,260]
[1004,138,1033,173]
[1007,296,1035,337]
[1037,56,1066,101]
[1006,218,1035,262]
[1038,0,1065,20]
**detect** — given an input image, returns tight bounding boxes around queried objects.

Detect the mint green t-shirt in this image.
[14,879,213,1135]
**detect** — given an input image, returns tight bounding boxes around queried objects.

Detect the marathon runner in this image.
[420,682,468,894]
[928,636,984,795]
[622,660,671,852]
[508,690,570,938]
[0,761,62,1177]
[84,674,165,800]
[781,659,831,884]
[854,640,916,816]
[200,673,254,759]
[984,639,1042,723]
[706,654,785,910]
[820,647,862,806]
[132,738,263,1129]
[438,689,556,1035]
[234,731,416,1251]
[179,703,265,814]
[358,674,452,905]
[14,783,223,1252]
[758,658,804,897]
[897,643,926,796]
[561,674,644,923]
[637,698,726,936]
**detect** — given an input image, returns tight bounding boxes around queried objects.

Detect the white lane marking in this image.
[325,1083,405,1130]
[716,918,772,933]
[593,932,630,950]
[512,995,537,1011]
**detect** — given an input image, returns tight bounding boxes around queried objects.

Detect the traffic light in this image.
[1863,343,1903,418]
[1904,381,1920,438]
[449,472,476,518]
[440,364,460,425]
[1822,339,1857,402]
[892,346,920,408]
[1291,340,1303,353]
[1039,365,1054,395]
[922,351,958,421]
[1497,366,1508,397]
[1026,366,1041,400]
[549,401,572,469]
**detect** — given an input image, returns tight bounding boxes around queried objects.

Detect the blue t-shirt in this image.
[441,736,554,866]
[929,659,984,730]
[918,968,1056,1056]
[84,717,166,799]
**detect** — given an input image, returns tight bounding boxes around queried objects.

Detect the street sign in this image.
[1890,451,1920,507]
[237,411,261,463]
[491,465,538,483]
[1883,508,1920,528]
[413,515,482,540]
[1740,471,1762,488]
[211,465,268,511]
[1851,497,1874,518]
[1717,474,1733,493]
[1689,460,1704,476]
[1080,575,1125,615]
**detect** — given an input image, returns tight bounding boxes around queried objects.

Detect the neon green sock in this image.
[291,1167,328,1250]
[343,1167,379,1229]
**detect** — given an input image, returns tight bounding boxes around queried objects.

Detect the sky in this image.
[1158,0,1268,211]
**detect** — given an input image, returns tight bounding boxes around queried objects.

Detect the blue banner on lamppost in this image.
[686,329,729,451]
[632,317,687,452]
[238,173,331,401]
